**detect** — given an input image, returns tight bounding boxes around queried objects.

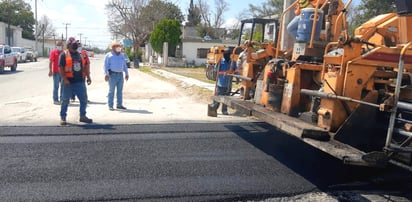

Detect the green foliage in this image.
[0,0,35,40]
[243,24,265,42]
[141,0,184,23]
[149,19,182,57]
[349,0,396,35]
[124,46,134,61]
[195,25,218,39]
[248,0,284,17]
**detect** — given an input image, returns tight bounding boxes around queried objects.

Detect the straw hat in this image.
[110,41,122,49]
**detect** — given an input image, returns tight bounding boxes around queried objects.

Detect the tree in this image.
[149,19,182,57]
[248,0,284,17]
[36,15,57,41]
[140,0,184,23]
[105,0,183,60]
[187,0,201,26]
[0,0,35,40]
[350,0,396,34]
[195,0,228,39]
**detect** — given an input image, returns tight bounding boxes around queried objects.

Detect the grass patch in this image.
[161,67,215,84]
[138,65,214,103]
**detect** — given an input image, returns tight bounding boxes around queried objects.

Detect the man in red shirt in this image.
[49,40,64,105]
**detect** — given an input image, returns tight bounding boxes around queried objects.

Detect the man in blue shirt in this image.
[208,48,236,116]
[103,42,129,111]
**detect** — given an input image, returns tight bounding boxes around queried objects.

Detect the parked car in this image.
[0,44,18,73]
[86,49,94,57]
[25,47,38,62]
[11,47,28,63]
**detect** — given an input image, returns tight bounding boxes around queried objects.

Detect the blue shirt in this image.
[103,51,129,76]
[214,58,237,87]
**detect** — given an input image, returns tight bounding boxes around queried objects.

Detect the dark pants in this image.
[211,86,228,113]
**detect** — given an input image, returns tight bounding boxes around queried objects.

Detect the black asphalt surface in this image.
[0,122,411,201]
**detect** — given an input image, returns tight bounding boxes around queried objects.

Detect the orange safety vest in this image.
[63,50,86,78]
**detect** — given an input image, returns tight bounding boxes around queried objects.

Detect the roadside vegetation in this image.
[138,65,214,103]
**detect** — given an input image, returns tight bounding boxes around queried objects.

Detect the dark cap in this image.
[66,37,76,45]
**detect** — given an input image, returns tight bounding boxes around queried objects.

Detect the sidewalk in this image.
[151,68,216,91]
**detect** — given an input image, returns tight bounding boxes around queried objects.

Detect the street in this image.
[0,56,411,201]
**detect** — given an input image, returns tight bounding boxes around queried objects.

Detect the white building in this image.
[0,21,54,56]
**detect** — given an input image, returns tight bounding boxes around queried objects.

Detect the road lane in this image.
[0,122,317,201]
[1,122,411,201]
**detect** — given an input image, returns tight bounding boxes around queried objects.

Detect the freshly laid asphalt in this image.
[1,60,412,201]
[1,122,411,201]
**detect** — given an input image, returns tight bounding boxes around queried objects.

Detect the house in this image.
[179,25,237,67]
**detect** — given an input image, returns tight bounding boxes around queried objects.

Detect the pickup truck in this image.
[11,47,28,63]
[0,44,18,73]
[25,47,38,62]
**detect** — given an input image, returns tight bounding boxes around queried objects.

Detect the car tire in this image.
[11,61,17,71]
[0,62,4,74]
[34,58,37,62]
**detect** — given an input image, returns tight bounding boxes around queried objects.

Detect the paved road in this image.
[0,55,247,126]
[1,57,411,201]
[1,122,411,201]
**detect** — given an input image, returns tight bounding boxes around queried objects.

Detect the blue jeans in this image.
[53,73,62,102]
[287,15,300,39]
[108,72,124,108]
[60,81,88,119]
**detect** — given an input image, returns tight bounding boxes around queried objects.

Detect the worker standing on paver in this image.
[208,48,236,116]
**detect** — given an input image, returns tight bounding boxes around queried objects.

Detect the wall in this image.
[0,21,54,57]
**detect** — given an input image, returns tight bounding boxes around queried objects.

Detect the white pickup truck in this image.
[25,47,38,62]
[11,47,28,63]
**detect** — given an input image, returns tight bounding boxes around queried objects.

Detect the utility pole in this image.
[63,23,71,41]
[35,0,38,53]
[78,33,83,44]
[41,24,45,56]
[84,37,88,48]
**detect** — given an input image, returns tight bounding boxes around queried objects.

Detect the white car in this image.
[11,47,27,63]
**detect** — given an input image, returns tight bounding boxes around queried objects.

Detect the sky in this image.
[27,0,269,49]
[27,0,358,49]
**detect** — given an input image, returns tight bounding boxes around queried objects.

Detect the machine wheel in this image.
[205,64,217,81]
[11,61,17,71]
[0,62,4,74]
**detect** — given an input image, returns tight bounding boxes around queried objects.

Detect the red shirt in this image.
[80,50,90,65]
[49,48,62,73]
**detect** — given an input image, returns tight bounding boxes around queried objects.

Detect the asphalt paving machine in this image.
[210,0,412,171]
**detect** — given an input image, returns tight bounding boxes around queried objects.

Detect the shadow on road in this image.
[224,122,412,197]
[0,70,24,75]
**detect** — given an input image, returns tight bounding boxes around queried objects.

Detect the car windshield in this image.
[12,48,19,52]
